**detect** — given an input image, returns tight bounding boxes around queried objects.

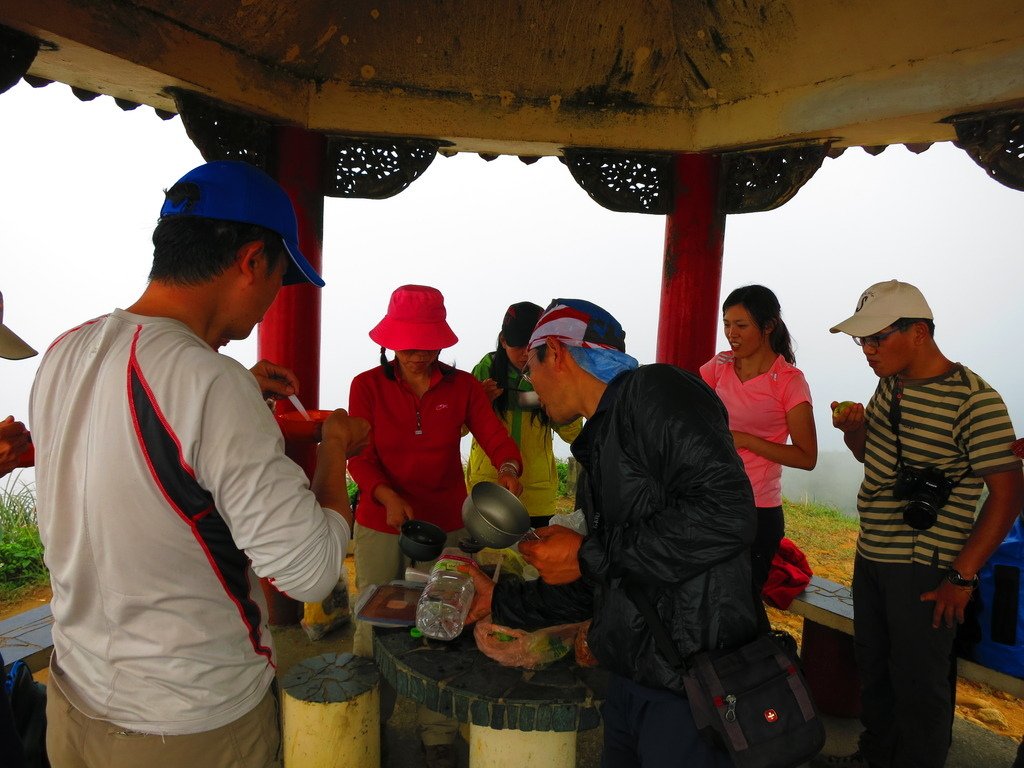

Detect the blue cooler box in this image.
[973,518,1024,678]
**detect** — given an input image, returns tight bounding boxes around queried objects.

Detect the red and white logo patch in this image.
[764,709,779,723]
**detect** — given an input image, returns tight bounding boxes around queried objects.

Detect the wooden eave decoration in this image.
[0,24,39,95]
[948,109,1024,193]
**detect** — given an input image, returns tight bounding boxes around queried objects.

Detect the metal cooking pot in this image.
[399,519,446,561]
[461,481,531,549]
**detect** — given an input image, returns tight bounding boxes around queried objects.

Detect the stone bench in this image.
[374,627,606,768]
[0,603,53,674]
[787,575,1024,715]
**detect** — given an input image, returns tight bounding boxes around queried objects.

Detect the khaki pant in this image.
[353,523,465,746]
[46,677,281,768]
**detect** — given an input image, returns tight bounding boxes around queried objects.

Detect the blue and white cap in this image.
[159,161,324,287]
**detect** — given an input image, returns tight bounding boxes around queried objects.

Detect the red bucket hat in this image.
[369,285,458,351]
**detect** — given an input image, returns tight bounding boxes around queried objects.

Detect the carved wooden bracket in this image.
[948,109,1024,193]
[0,25,41,95]
[563,149,674,214]
[324,137,440,199]
[564,144,829,215]
[170,89,274,168]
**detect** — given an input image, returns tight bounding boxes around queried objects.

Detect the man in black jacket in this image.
[464,298,759,768]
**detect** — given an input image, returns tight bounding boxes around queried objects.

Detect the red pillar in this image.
[656,153,725,372]
[257,126,326,625]
[260,126,326,473]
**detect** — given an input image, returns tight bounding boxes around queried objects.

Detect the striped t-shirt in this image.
[858,364,1018,566]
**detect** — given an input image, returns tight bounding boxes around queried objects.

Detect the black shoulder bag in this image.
[626,584,825,768]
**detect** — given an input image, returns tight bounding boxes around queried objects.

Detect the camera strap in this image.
[887,377,967,486]
[888,379,906,469]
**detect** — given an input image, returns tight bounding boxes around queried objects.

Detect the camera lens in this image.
[902,499,938,530]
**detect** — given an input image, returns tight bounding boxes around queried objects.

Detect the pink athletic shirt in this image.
[699,352,812,507]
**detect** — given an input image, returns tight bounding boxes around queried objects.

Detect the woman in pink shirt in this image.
[700,285,817,591]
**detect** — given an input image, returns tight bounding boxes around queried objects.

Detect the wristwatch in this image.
[945,567,979,589]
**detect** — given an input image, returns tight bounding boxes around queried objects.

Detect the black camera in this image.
[892,465,955,530]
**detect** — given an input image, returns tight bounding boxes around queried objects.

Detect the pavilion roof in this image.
[4,1,1024,157]
[4,2,1024,211]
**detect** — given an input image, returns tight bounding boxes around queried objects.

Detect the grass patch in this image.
[556,458,572,498]
[781,498,858,585]
[0,473,47,597]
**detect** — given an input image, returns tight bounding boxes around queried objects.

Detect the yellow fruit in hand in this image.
[832,401,856,418]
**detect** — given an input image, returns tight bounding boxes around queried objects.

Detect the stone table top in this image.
[373,628,607,732]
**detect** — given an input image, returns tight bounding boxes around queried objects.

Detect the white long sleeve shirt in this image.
[30,309,348,734]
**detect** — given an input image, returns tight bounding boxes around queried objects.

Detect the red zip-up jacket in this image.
[348,362,523,533]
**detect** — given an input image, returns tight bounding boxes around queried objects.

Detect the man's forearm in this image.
[952,470,1024,578]
[312,439,353,529]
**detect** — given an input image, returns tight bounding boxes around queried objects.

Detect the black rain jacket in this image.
[491,364,760,692]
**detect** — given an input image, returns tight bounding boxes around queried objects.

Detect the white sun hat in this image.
[0,290,38,360]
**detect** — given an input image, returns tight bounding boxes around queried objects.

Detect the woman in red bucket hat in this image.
[347,285,523,766]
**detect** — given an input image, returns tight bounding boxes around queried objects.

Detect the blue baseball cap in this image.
[159,161,324,287]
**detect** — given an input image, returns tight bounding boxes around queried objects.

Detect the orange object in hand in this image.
[518,525,583,585]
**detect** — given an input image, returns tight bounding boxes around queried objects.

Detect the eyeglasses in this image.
[853,325,905,350]
[522,352,539,382]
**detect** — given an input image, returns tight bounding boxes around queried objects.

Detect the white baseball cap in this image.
[0,290,37,360]
[830,280,933,336]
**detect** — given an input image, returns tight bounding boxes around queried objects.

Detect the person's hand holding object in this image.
[481,378,503,402]
[518,525,583,584]
[321,409,371,457]
[458,561,495,625]
[250,359,300,400]
[830,400,864,433]
[0,416,31,477]
[573,619,598,667]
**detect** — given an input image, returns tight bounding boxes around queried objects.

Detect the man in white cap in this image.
[824,280,1023,768]
[29,161,370,768]
[0,289,36,477]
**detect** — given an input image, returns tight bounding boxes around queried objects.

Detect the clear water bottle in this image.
[415,549,476,640]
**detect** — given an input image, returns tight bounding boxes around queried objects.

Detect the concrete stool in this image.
[281,652,380,767]
[468,726,575,768]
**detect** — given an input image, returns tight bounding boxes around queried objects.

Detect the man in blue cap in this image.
[462,299,760,767]
[30,161,369,767]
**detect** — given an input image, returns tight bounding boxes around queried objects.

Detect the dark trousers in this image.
[750,505,785,592]
[852,555,957,768]
[600,673,734,768]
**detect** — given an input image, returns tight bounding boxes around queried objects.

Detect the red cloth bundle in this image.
[762,537,813,609]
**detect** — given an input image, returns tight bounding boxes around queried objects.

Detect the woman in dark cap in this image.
[466,301,583,527]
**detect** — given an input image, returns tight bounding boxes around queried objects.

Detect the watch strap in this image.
[945,568,979,588]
